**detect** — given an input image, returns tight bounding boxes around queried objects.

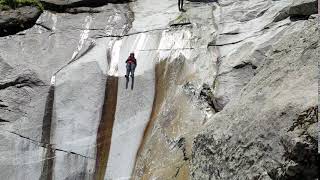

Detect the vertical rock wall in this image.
[0,0,318,179]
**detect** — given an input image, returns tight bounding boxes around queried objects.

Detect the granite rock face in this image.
[0,3,133,179]
[191,17,319,179]
[0,0,318,179]
[190,0,319,179]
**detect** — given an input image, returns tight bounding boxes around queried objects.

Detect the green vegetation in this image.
[0,0,43,11]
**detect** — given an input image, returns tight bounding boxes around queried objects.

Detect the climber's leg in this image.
[181,0,184,11]
[125,64,130,89]
[130,64,136,78]
[130,64,136,90]
[125,64,130,78]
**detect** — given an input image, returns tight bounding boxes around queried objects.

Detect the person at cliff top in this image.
[125,52,137,78]
[178,0,184,11]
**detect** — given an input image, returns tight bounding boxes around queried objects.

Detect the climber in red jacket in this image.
[125,52,137,78]
[125,53,137,89]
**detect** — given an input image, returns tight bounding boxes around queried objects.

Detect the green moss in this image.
[0,0,43,11]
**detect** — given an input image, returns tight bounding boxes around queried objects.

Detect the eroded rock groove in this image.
[94,76,119,180]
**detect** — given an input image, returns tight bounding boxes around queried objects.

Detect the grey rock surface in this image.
[191,16,319,180]
[0,3,133,179]
[0,0,318,179]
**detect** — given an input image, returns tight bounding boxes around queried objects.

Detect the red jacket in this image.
[126,56,137,65]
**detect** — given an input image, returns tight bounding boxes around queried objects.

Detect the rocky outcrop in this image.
[0,6,42,37]
[0,3,133,179]
[0,0,131,37]
[190,2,319,180]
[274,0,318,22]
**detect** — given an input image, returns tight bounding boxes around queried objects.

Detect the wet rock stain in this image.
[132,60,168,178]
[40,85,55,180]
[94,76,118,180]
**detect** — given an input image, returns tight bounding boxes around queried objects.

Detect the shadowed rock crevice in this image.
[40,144,54,180]
[8,130,94,159]
[35,22,53,31]
[0,118,9,122]
[0,74,45,90]
[233,62,257,70]
[199,83,222,113]
[176,137,189,161]
[40,85,55,180]
[41,85,55,144]
[40,0,132,12]
[94,76,118,180]
[0,100,8,108]
[0,99,10,122]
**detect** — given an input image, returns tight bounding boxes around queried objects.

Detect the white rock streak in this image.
[52,13,57,31]
[71,16,93,61]
[108,40,122,76]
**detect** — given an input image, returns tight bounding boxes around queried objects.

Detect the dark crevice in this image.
[209,39,244,47]
[174,166,181,178]
[53,37,97,75]
[35,23,53,31]
[219,32,240,35]
[93,27,169,39]
[199,83,223,113]
[256,8,268,18]
[138,47,195,52]
[170,22,192,27]
[54,147,94,159]
[7,131,94,159]
[0,104,8,108]
[40,0,133,13]
[0,118,10,122]
[0,75,45,90]
[40,144,54,180]
[177,137,189,161]
[233,62,257,70]
[40,85,55,180]
[64,8,102,14]
[71,41,96,62]
[41,85,54,144]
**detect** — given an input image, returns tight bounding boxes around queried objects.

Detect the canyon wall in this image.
[0,0,318,179]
